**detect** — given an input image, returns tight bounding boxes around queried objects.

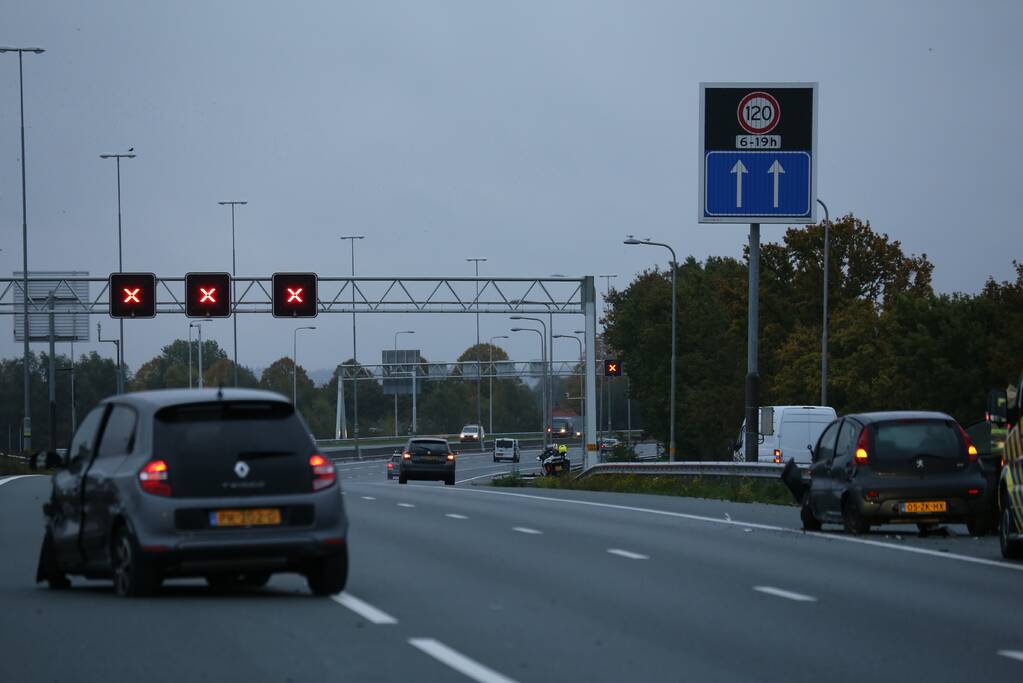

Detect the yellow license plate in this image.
[211,508,281,527]
[903,501,947,513]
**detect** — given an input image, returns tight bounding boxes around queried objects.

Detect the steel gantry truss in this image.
[0,275,601,466]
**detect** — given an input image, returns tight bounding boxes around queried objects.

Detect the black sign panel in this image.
[699,83,817,223]
[604,359,622,377]
[185,272,232,318]
[272,272,318,318]
[109,272,157,318]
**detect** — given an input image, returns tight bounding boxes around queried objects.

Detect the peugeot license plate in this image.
[901,501,947,514]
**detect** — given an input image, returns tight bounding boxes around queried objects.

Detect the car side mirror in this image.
[45,450,65,469]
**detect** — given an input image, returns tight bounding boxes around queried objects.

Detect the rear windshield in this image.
[409,441,450,456]
[154,401,312,461]
[874,420,962,460]
[495,439,514,448]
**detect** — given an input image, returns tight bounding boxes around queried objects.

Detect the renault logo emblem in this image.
[915,458,924,470]
[234,461,250,478]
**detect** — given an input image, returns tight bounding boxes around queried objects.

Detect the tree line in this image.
[603,214,1023,459]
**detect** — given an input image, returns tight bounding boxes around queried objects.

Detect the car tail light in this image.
[865,490,879,501]
[854,428,870,465]
[309,454,336,491]
[139,459,171,497]
[402,451,411,460]
[967,488,981,496]
[772,448,782,463]
[956,424,979,462]
[387,462,393,469]
[447,453,455,461]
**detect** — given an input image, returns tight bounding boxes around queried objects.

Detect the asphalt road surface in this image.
[2,451,1022,682]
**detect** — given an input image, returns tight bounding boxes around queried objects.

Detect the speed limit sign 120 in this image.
[737,91,780,134]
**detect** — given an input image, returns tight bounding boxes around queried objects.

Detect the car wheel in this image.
[307,547,349,596]
[37,529,70,589]
[966,515,991,537]
[800,495,822,532]
[111,526,160,597]
[399,474,407,485]
[445,474,455,486]
[387,472,393,480]
[1001,493,1023,560]
[841,496,870,535]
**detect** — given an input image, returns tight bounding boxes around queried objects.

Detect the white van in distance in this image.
[733,406,837,465]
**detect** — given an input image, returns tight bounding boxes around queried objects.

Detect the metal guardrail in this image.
[576,461,786,480]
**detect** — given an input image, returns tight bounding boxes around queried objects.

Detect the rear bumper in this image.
[848,481,988,523]
[400,462,455,479]
[146,536,346,576]
[459,436,479,442]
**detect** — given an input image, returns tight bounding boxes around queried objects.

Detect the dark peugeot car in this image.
[785,411,988,535]
[399,438,456,485]
[36,389,349,597]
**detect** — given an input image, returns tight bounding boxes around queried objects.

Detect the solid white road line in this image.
[512,527,542,535]
[445,513,469,519]
[0,474,42,487]
[443,487,1023,573]
[607,548,649,560]
[397,502,416,508]
[455,471,517,484]
[753,586,818,602]
[331,593,398,625]
[998,650,1023,663]
[408,638,519,683]
[361,496,376,500]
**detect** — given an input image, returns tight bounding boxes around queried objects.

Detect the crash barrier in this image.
[576,461,787,481]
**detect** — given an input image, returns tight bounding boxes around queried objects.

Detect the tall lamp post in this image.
[555,333,584,441]
[97,323,120,392]
[511,327,546,439]
[511,316,548,442]
[293,326,316,407]
[817,198,830,406]
[100,150,136,394]
[393,330,415,436]
[466,258,487,440]
[339,235,364,457]
[624,237,677,461]
[488,335,508,435]
[1,45,45,452]
[218,200,247,387]
[189,321,207,388]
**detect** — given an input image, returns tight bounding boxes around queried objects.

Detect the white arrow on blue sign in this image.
[704,151,811,219]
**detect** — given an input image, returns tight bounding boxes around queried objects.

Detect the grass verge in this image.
[491,472,795,506]
[0,456,41,477]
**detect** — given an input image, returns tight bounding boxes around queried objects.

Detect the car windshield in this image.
[462,426,478,433]
[874,420,962,460]
[408,441,449,456]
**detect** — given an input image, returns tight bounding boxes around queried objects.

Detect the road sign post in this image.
[700,83,817,462]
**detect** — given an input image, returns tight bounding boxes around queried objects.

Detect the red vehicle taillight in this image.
[772,448,782,463]
[447,453,455,461]
[402,451,411,460]
[387,462,393,470]
[854,428,870,466]
[957,424,979,462]
[309,454,336,491]
[138,459,171,497]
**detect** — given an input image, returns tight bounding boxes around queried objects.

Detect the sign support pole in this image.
[744,223,760,463]
[48,291,56,456]
[583,276,598,469]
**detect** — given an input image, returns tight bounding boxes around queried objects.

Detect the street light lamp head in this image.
[623,237,643,245]
[339,235,365,240]
[0,47,45,53]
[510,327,525,332]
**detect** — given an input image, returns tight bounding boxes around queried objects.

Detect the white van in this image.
[493,438,520,463]
[733,406,837,464]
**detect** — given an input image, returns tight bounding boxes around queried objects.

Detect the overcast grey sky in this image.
[1,0,1020,377]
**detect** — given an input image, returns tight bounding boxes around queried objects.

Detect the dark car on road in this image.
[387,453,401,480]
[785,411,989,535]
[35,389,349,597]
[399,437,456,485]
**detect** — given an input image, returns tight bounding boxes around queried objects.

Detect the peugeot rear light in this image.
[138,459,171,497]
[956,424,979,462]
[854,428,870,465]
[447,453,455,461]
[402,451,411,460]
[309,454,336,491]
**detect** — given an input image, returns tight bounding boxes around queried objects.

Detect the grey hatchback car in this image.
[399,437,456,485]
[35,389,349,597]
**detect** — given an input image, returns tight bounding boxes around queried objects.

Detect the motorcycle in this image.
[537,445,570,476]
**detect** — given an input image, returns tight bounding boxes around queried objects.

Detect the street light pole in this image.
[817,198,830,406]
[624,238,677,461]
[467,258,487,441]
[187,323,194,388]
[97,323,120,392]
[189,322,206,388]
[488,335,508,435]
[339,235,364,457]
[219,200,247,387]
[510,316,548,444]
[393,330,415,436]
[511,327,546,439]
[1,46,45,453]
[293,326,316,407]
[100,150,136,395]
[555,333,583,440]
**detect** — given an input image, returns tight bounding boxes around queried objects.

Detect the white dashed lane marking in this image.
[607,548,648,560]
[753,586,817,602]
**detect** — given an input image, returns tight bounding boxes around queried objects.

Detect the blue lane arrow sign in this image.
[704,151,811,219]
